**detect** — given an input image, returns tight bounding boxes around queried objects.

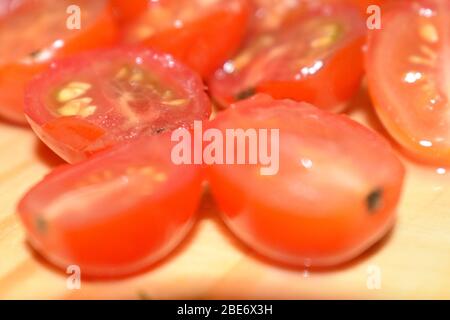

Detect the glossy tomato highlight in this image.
[206,94,405,267]
[25,47,211,163]
[18,134,203,278]
[0,0,118,124]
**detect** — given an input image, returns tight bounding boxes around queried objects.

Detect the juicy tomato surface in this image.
[121,0,251,78]
[366,0,450,165]
[18,134,203,278]
[206,94,405,267]
[208,2,366,112]
[25,47,211,163]
[0,0,118,124]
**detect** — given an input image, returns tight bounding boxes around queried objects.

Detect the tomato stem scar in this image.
[235,87,256,100]
[36,216,48,234]
[367,188,383,213]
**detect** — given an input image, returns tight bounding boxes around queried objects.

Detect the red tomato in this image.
[109,0,147,24]
[346,0,385,13]
[205,94,404,267]
[208,3,366,112]
[366,0,450,165]
[18,134,203,278]
[25,47,211,163]
[121,0,251,78]
[0,0,118,124]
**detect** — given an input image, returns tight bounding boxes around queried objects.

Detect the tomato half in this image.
[121,0,251,78]
[205,94,404,267]
[25,47,211,163]
[208,3,365,112]
[366,0,450,165]
[0,0,118,124]
[18,134,203,278]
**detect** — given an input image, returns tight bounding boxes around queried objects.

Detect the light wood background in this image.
[0,88,449,299]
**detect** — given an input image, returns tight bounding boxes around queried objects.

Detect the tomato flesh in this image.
[0,0,118,124]
[121,0,251,77]
[366,0,450,165]
[18,134,203,278]
[25,47,211,163]
[209,3,365,112]
[206,94,405,267]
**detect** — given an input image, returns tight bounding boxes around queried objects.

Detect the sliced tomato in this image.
[209,2,365,112]
[18,134,203,278]
[25,47,211,163]
[205,94,404,267]
[0,0,118,124]
[120,0,251,78]
[366,0,450,165]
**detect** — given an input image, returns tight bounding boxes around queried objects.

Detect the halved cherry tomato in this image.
[18,134,203,278]
[209,2,365,112]
[366,0,450,165]
[25,47,211,163]
[110,0,147,24]
[0,0,118,124]
[121,0,251,78]
[205,94,404,267]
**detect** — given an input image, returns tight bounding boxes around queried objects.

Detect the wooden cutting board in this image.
[0,88,449,300]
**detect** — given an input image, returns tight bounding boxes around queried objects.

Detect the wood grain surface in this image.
[0,88,449,299]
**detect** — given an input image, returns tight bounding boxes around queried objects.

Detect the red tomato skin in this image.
[18,135,203,278]
[110,0,148,24]
[205,94,405,267]
[0,1,118,124]
[24,47,212,163]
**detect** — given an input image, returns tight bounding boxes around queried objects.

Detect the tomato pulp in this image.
[206,94,405,267]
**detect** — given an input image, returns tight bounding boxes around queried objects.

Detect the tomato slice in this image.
[25,47,211,163]
[0,0,118,124]
[18,134,203,278]
[208,2,365,112]
[205,94,405,267]
[367,0,450,165]
[120,0,251,78]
